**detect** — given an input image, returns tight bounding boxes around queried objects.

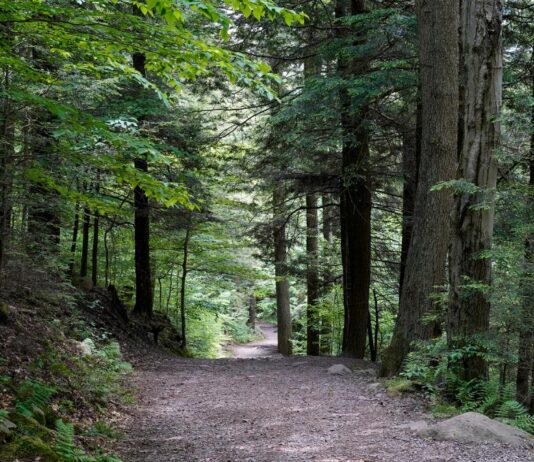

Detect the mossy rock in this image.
[0,435,59,461]
[0,302,9,324]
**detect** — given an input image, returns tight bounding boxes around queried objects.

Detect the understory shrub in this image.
[0,340,129,461]
[400,337,534,435]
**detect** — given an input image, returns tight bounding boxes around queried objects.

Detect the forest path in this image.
[228,322,279,359]
[117,352,533,462]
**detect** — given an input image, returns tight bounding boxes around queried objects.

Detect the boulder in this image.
[418,412,534,448]
[327,364,352,375]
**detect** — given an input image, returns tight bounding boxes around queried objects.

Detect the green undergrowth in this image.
[0,339,130,461]
[173,308,260,358]
[397,337,534,435]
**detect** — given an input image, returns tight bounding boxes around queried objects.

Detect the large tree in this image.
[336,0,372,359]
[381,0,459,376]
[447,0,503,381]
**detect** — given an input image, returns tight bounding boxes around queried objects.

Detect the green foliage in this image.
[385,378,414,397]
[400,340,534,435]
[15,381,57,419]
[431,402,459,419]
[0,337,130,461]
[85,421,121,440]
[223,314,260,344]
[184,310,224,358]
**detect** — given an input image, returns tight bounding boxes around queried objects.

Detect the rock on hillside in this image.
[418,412,534,448]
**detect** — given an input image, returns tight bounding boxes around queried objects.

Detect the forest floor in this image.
[116,324,534,462]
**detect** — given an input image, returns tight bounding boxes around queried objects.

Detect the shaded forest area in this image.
[0,0,533,460]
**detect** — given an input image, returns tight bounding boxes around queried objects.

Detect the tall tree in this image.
[516,49,534,407]
[273,187,292,355]
[336,0,372,359]
[131,47,154,317]
[306,193,320,355]
[447,0,503,381]
[381,0,459,376]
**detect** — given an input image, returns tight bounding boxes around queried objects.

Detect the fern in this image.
[15,380,56,417]
[55,419,79,461]
[0,409,16,436]
[514,414,534,435]
[495,400,528,419]
[55,419,123,462]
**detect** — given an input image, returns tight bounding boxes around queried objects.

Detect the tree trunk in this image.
[91,210,99,286]
[80,203,90,279]
[381,0,459,376]
[399,110,420,293]
[320,193,334,355]
[447,0,502,382]
[180,227,191,348]
[516,49,534,407]
[0,61,14,278]
[336,0,372,359]
[69,200,80,278]
[247,294,257,330]
[91,178,100,286]
[104,226,110,287]
[306,193,321,356]
[273,188,292,355]
[131,47,153,317]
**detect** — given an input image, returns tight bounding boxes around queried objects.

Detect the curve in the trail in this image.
[228,322,279,359]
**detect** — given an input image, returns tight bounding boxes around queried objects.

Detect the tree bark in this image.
[273,188,292,355]
[447,0,502,382]
[131,47,153,317]
[80,203,90,279]
[336,0,372,359]
[306,193,321,356]
[399,110,420,293]
[247,294,257,330]
[69,199,80,278]
[91,178,100,286]
[381,0,459,376]
[180,227,191,348]
[320,193,334,355]
[0,60,14,278]
[516,49,534,407]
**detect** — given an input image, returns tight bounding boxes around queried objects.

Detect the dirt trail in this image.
[228,322,279,359]
[117,325,533,462]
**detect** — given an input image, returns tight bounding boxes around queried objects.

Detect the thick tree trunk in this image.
[447,0,502,382]
[273,188,292,355]
[516,49,534,407]
[306,193,320,356]
[399,111,420,293]
[381,0,459,376]
[131,49,153,317]
[336,0,372,359]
